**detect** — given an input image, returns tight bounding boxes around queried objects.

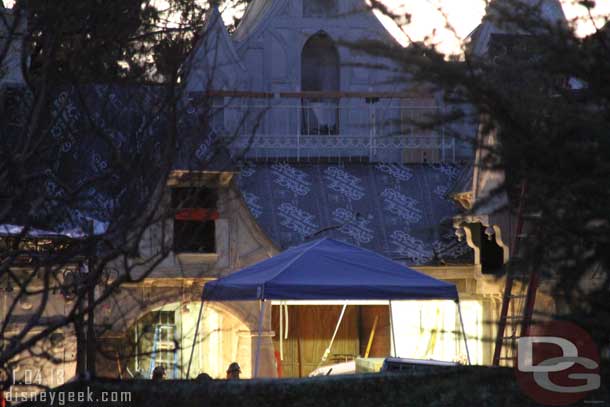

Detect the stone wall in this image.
[94,180,280,379]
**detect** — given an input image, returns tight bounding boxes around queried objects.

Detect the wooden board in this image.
[272,305,391,377]
[358,306,391,358]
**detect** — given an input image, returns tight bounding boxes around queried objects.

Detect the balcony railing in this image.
[195,91,457,162]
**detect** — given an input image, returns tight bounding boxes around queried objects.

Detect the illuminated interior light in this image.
[390,300,483,364]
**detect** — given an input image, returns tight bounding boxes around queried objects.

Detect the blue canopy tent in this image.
[188,238,470,377]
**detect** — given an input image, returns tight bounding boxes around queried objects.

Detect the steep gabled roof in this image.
[183,5,246,90]
[232,0,404,48]
[467,0,567,56]
[202,5,246,70]
[232,0,274,42]
[487,0,566,22]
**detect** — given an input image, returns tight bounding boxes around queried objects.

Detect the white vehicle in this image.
[380,357,459,373]
[309,357,457,377]
[308,360,357,377]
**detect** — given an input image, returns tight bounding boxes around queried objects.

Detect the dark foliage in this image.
[357,0,610,346]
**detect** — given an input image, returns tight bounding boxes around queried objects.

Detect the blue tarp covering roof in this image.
[238,162,473,265]
[1,85,226,232]
[202,238,459,301]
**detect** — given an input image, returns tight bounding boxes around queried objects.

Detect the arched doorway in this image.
[126,301,249,379]
[301,32,340,135]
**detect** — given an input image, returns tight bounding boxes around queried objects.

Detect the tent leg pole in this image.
[284,302,289,340]
[254,299,266,378]
[389,300,397,357]
[279,302,284,361]
[186,300,205,379]
[456,300,471,365]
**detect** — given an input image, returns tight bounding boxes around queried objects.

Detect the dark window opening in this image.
[172,187,218,253]
[173,221,216,254]
[301,32,340,135]
[479,224,504,273]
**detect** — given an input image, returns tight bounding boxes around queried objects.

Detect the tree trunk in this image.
[75,301,87,377]
[86,259,97,378]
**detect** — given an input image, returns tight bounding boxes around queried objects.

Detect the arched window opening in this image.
[127,302,248,379]
[301,32,340,135]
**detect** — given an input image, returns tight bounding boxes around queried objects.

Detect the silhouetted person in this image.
[195,373,213,382]
[226,362,241,380]
[152,366,166,381]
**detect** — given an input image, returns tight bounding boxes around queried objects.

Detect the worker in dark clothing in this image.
[226,362,241,380]
[152,366,166,381]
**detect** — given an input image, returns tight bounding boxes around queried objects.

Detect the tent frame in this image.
[187,297,471,378]
[189,238,470,377]
[254,299,266,377]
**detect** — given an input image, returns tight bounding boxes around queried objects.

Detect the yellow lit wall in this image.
[390,300,483,365]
